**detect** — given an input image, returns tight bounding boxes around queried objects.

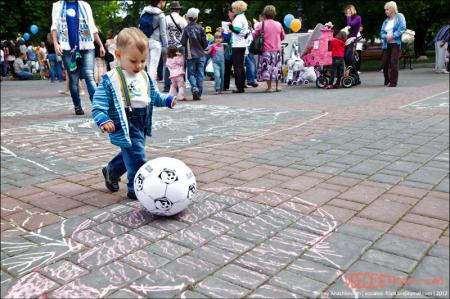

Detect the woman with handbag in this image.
[253,5,285,92]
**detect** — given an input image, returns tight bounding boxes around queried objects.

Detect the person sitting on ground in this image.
[13,52,34,80]
[92,27,177,200]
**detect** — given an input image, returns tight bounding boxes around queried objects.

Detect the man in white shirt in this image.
[163,1,187,92]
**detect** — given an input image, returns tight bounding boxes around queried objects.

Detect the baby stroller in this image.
[300,24,360,88]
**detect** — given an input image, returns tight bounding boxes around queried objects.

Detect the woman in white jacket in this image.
[51,0,105,115]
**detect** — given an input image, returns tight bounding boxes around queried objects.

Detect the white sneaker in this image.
[442,70,449,74]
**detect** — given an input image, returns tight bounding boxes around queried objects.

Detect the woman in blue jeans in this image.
[45,34,63,82]
[51,0,105,115]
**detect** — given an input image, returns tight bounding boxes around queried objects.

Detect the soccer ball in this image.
[134,157,197,216]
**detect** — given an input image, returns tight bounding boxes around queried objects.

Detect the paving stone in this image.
[408,256,449,298]
[227,201,269,217]
[402,213,448,230]
[212,210,250,225]
[167,224,216,249]
[314,205,356,223]
[385,161,422,173]
[40,260,88,284]
[107,289,144,298]
[191,244,237,266]
[296,187,340,207]
[194,276,250,298]
[361,249,418,273]
[82,209,116,223]
[390,221,442,243]
[326,260,408,298]
[113,208,157,229]
[228,213,290,243]
[428,245,450,260]
[70,233,148,270]
[339,184,386,204]
[50,261,144,298]
[276,227,322,246]
[6,208,64,231]
[0,272,60,299]
[122,249,170,272]
[215,264,269,289]
[235,238,299,275]
[358,198,411,224]
[163,255,218,284]
[195,218,234,236]
[71,229,110,247]
[347,160,390,176]
[303,232,372,270]
[0,235,38,256]
[388,185,429,199]
[412,196,449,221]
[0,271,13,285]
[407,167,448,185]
[270,270,327,298]
[209,235,254,254]
[373,234,431,260]
[1,240,84,277]
[146,240,191,260]
[435,178,449,193]
[175,290,208,299]
[287,258,343,285]
[280,176,323,192]
[369,173,403,185]
[247,284,304,298]
[147,218,189,233]
[129,224,170,241]
[92,221,130,237]
[129,269,190,298]
[336,223,384,241]
[175,200,228,224]
[328,198,366,211]
[293,214,339,236]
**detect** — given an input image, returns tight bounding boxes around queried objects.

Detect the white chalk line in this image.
[1,146,58,174]
[155,111,329,153]
[399,90,449,109]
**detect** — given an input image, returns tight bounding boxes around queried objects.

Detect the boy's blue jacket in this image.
[92,69,174,148]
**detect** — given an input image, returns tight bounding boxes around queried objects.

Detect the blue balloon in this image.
[30,25,39,35]
[23,33,30,41]
[284,14,295,28]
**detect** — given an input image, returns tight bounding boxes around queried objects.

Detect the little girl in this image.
[326,30,347,89]
[205,32,226,94]
[166,45,185,101]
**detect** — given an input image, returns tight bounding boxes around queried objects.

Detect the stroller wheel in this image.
[316,76,329,88]
[350,74,361,85]
[304,79,309,85]
[342,76,354,88]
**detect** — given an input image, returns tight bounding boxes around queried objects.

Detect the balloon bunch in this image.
[20,24,39,42]
[283,14,302,33]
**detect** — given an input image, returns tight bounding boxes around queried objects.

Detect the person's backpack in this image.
[139,12,160,38]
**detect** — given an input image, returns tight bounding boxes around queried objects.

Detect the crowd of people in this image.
[0,1,449,105]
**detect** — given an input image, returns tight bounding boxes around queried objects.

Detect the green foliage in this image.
[0,0,447,44]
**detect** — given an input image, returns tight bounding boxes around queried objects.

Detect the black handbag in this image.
[249,21,264,55]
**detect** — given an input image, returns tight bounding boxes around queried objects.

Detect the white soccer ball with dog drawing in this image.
[134,157,197,216]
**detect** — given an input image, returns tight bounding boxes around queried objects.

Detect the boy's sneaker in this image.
[192,90,200,101]
[127,191,137,200]
[75,106,85,115]
[102,167,119,192]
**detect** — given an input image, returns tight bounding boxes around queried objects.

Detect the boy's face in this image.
[115,45,147,74]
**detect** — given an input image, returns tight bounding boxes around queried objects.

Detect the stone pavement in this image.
[1,68,449,298]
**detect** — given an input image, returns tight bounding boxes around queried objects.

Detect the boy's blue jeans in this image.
[61,49,97,108]
[213,60,225,91]
[106,108,147,193]
[186,56,205,96]
[245,54,256,84]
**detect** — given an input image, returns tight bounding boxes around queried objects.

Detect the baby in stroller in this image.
[285,43,316,86]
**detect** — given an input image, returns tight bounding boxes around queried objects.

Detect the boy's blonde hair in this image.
[384,1,398,13]
[116,27,148,53]
[231,1,248,13]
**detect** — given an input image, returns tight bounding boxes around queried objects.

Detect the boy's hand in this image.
[171,98,177,108]
[100,121,115,133]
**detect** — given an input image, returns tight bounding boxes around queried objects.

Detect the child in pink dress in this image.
[166,45,185,101]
